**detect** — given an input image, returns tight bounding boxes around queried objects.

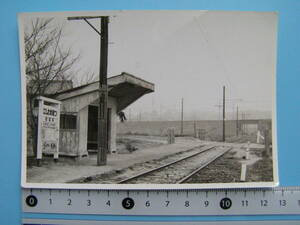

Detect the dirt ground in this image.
[27,136,163,168]
[26,136,205,183]
[70,141,270,184]
[116,136,164,153]
[185,150,241,183]
[247,157,273,182]
[26,134,272,184]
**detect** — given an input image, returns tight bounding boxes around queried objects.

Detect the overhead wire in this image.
[193,16,238,111]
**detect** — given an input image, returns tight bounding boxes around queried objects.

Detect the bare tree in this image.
[25,18,80,158]
[73,69,97,87]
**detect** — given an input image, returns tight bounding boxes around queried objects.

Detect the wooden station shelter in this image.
[51,72,154,158]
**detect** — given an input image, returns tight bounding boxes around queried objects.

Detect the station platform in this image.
[26,136,261,184]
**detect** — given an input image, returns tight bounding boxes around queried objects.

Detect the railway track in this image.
[118,145,232,184]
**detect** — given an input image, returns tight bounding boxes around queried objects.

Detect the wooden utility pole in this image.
[242,112,245,135]
[181,98,184,136]
[222,86,225,142]
[236,105,239,136]
[67,16,109,166]
[98,16,109,165]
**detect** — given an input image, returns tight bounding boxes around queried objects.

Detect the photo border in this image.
[19,10,279,190]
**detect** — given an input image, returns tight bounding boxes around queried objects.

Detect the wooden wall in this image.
[59,130,79,156]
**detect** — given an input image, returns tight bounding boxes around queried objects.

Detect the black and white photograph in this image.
[19,10,278,189]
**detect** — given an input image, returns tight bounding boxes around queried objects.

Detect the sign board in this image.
[36,96,61,159]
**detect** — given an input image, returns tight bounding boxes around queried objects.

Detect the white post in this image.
[246,141,250,160]
[257,130,265,144]
[240,163,247,182]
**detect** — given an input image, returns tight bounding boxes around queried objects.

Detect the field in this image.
[117,120,271,142]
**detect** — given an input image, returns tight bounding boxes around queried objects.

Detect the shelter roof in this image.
[52,72,154,112]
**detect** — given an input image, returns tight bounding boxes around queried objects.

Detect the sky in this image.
[22,10,278,120]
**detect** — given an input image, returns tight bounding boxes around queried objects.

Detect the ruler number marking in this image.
[204,200,209,207]
[26,195,38,207]
[87,199,91,206]
[241,200,248,207]
[165,200,170,207]
[67,199,72,206]
[185,201,190,207]
[220,198,232,210]
[145,200,150,207]
[106,200,111,207]
[122,197,135,210]
[260,200,268,207]
[279,199,287,207]
[49,198,52,205]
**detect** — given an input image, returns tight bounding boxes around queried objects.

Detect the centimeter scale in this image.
[23,187,300,216]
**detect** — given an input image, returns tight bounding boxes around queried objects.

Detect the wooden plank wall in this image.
[59,130,79,156]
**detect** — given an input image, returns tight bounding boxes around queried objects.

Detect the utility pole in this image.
[222,86,225,142]
[236,105,239,136]
[67,16,109,166]
[181,98,184,136]
[242,112,245,135]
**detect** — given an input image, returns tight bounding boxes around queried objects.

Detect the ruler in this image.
[21,219,300,225]
[23,187,300,216]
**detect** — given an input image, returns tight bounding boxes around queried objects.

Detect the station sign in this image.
[36,96,61,159]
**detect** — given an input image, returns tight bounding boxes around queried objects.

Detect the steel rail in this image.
[118,145,216,184]
[176,147,233,184]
